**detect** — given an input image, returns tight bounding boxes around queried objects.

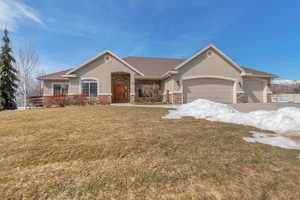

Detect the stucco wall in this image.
[242,77,270,103]
[174,47,242,93]
[43,80,69,96]
[69,78,80,95]
[42,53,137,101]
[162,77,174,94]
[73,53,136,95]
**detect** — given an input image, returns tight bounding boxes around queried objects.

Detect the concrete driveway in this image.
[112,103,300,113]
[231,103,300,112]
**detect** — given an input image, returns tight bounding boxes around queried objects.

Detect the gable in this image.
[177,47,242,80]
[67,53,139,95]
[67,51,144,76]
[73,53,139,77]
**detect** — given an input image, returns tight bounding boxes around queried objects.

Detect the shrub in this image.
[99,96,111,105]
[44,94,70,107]
[71,94,87,106]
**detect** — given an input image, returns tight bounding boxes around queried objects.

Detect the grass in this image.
[0,106,299,200]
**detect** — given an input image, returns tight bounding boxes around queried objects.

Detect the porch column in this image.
[263,81,269,103]
[233,81,238,104]
[130,73,135,103]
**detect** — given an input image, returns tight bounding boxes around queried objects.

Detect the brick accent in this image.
[162,94,172,104]
[99,95,111,105]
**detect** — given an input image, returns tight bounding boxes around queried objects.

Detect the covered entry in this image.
[111,73,130,103]
[183,77,234,104]
[243,79,264,103]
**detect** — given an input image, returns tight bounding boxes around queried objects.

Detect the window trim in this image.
[80,77,100,96]
[52,82,69,95]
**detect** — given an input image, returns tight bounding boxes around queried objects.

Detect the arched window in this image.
[82,79,98,97]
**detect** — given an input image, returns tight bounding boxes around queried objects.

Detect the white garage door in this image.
[183,78,234,103]
[244,80,264,103]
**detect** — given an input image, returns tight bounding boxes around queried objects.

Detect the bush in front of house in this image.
[44,94,99,107]
[44,94,70,107]
[70,94,87,106]
[99,96,111,105]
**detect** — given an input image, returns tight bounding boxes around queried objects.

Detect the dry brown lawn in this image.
[0,106,299,200]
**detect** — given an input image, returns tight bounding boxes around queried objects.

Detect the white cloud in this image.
[0,0,44,31]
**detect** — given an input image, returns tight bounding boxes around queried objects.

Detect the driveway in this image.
[112,103,300,112]
[231,103,300,112]
[111,103,178,108]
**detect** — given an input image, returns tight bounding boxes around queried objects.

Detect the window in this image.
[82,80,98,97]
[53,84,68,95]
[135,83,160,98]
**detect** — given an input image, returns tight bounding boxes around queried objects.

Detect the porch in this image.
[134,79,165,104]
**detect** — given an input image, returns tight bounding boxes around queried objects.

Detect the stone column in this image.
[130,73,135,103]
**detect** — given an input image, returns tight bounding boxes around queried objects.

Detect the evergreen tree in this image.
[0,29,18,110]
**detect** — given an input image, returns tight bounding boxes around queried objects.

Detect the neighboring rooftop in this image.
[240,66,278,78]
[271,80,300,85]
[38,57,277,80]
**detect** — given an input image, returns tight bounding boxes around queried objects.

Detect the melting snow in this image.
[244,132,300,150]
[163,99,300,134]
[163,99,300,158]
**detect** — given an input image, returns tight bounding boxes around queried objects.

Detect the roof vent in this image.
[104,55,111,62]
[206,50,213,57]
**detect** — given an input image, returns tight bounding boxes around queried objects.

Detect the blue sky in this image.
[0,0,300,79]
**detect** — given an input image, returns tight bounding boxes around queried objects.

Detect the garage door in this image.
[183,78,234,103]
[244,80,264,103]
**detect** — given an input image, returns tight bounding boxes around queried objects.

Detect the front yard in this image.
[0,106,299,199]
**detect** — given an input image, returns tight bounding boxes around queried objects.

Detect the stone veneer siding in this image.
[267,94,272,103]
[172,93,183,104]
[237,93,247,103]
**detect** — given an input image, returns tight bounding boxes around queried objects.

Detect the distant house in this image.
[270,80,300,103]
[37,45,278,104]
[271,80,300,94]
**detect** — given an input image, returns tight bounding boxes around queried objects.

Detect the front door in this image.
[114,81,129,103]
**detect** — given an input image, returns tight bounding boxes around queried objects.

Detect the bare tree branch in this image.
[15,44,39,108]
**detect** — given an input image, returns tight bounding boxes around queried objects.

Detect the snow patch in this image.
[163,99,300,134]
[164,99,300,159]
[244,132,300,150]
[163,99,236,119]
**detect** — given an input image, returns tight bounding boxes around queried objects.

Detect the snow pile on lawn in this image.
[164,99,237,119]
[244,132,300,150]
[163,99,300,134]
